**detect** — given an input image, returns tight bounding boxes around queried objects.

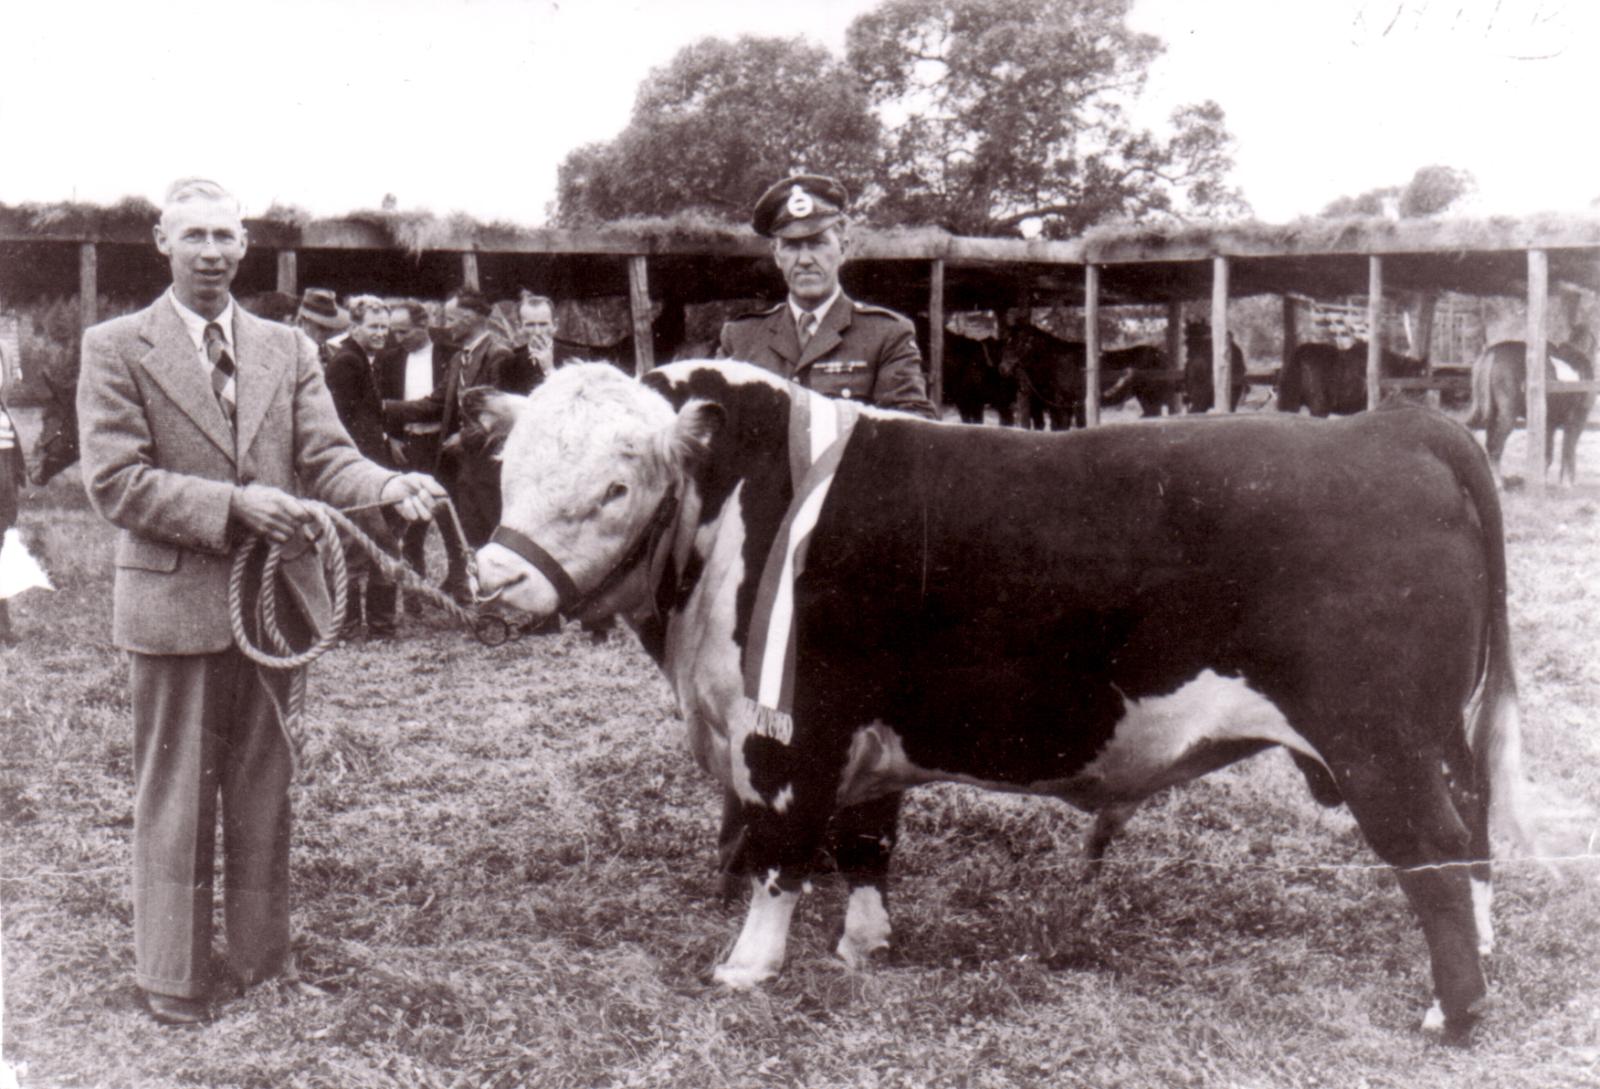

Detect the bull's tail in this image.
[1455,431,1535,855]
[1465,344,1495,430]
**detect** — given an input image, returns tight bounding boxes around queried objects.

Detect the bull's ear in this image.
[460,387,526,448]
[668,398,725,462]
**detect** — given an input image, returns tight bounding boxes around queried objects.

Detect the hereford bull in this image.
[469,360,1526,1044]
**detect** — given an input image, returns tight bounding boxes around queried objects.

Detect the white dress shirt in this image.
[168,289,236,375]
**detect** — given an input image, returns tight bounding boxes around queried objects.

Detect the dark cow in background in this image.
[471,360,1528,1043]
[1467,332,1596,486]
[1000,319,1085,429]
[1000,321,1172,426]
[1100,344,1177,417]
[1279,341,1429,417]
[943,329,1017,425]
[1183,322,1247,412]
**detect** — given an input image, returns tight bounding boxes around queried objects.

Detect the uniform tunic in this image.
[718,293,938,420]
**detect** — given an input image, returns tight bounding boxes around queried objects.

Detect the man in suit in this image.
[77,178,445,1025]
[385,289,517,567]
[718,174,938,420]
[377,300,450,596]
[324,296,402,638]
[503,290,584,394]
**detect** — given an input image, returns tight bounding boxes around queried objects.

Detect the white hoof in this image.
[1420,999,1446,1034]
[713,960,777,989]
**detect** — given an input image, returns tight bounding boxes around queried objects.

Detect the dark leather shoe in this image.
[144,991,212,1025]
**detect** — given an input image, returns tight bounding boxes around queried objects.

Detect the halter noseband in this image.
[488,486,680,621]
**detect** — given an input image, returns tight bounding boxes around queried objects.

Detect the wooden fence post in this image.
[1085,264,1101,426]
[276,250,298,297]
[1366,256,1383,410]
[1279,294,1297,412]
[1165,299,1184,413]
[1211,257,1230,413]
[79,242,98,331]
[1526,249,1549,492]
[462,252,480,293]
[628,255,655,376]
[1416,290,1439,408]
[927,259,945,414]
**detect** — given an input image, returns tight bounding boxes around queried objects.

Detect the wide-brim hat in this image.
[298,287,349,331]
[752,174,848,239]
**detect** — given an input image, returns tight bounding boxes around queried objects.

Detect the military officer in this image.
[718,174,938,420]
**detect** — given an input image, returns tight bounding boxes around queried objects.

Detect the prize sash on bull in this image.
[468,356,1528,1045]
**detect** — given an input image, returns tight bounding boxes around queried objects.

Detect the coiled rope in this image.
[227,498,485,766]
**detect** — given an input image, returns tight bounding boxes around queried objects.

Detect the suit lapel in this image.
[136,299,236,460]
[797,295,849,370]
[232,306,289,461]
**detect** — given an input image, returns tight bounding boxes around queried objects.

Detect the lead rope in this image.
[227,497,484,769]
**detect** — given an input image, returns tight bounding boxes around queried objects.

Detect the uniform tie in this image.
[204,322,236,428]
[797,310,818,347]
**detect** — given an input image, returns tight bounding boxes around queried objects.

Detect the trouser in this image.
[440,438,500,549]
[341,509,399,631]
[399,431,470,587]
[129,650,295,997]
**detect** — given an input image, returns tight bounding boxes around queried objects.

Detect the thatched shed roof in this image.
[3,200,1597,313]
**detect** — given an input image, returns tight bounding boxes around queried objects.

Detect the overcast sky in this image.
[3,0,1596,225]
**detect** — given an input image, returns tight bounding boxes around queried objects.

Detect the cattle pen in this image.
[4,203,1600,488]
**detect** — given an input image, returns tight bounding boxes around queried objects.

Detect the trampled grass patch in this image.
[3,425,1599,1088]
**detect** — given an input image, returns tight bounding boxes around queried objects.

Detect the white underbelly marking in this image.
[1075,669,1323,797]
[834,669,1325,809]
[1552,355,1581,384]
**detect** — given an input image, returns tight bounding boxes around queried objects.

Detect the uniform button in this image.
[840,389,853,399]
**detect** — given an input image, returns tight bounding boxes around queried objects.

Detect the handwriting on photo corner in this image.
[1350,0,1574,58]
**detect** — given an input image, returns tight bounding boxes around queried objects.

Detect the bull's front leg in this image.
[715,868,802,989]
[712,794,825,988]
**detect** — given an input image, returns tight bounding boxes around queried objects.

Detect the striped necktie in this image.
[203,322,236,428]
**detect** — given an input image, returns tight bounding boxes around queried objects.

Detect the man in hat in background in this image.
[295,287,349,365]
[718,174,938,420]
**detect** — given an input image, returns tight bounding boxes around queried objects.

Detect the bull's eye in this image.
[602,482,629,505]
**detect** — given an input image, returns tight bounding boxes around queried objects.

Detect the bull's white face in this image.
[472,364,725,620]
[474,365,680,619]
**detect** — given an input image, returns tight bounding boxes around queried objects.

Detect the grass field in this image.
[2,415,1598,1089]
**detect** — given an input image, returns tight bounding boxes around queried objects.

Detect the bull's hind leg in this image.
[1337,750,1488,1043]
[830,792,902,968]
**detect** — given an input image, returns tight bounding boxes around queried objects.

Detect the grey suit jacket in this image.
[78,294,397,654]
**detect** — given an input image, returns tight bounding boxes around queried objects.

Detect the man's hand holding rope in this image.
[228,474,448,545]
[378,472,449,523]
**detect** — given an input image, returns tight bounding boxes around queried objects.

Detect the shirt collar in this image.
[789,288,841,331]
[168,288,235,352]
[462,329,491,353]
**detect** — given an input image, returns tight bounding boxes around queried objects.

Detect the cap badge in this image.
[786,186,814,219]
